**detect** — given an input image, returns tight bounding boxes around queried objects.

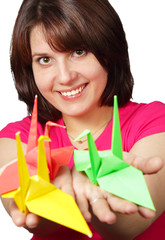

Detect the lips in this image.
[59,84,86,97]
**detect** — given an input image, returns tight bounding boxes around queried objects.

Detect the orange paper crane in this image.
[2,133,92,237]
[0,96,74,194]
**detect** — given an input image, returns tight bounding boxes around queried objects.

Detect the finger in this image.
[138,206,156,219]
[61,182,75,199]
[90,198,116,224]
[137,157,164,174]
[107,194,138,214]
[26,213,41,229]
[10,201,26,227]
[52,166,75,198]
[76,194,92,222]
[52,166,71,187]
[123,152,163,174]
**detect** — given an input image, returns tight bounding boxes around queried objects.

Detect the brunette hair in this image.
[11,0,134,123]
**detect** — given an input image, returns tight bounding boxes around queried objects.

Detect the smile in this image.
[60,85,86,97]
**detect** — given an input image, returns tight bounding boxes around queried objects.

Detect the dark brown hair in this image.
[11,0,134,123]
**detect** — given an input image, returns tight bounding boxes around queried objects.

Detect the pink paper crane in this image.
[0,96,74,194]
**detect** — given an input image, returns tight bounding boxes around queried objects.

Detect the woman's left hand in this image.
[72,166,138,224]
[72,154,163,224]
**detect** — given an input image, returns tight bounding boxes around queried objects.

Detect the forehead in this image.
[30,26,50,50]
[30,25,82,56]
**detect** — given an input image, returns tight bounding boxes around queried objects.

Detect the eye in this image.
[72,49,86,57]
[39,57,53,65]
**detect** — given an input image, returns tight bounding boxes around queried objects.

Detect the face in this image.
[30,26,108,118]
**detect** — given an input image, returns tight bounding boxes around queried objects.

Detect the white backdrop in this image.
[0,1,165,239]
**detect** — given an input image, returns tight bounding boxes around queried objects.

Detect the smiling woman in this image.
[1,1,165,240]
[10,0,133,123]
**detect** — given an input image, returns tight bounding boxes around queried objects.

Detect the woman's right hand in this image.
[1,197,40,229]
[1,165,75,236]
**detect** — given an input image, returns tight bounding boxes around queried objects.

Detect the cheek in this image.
[84,54,108,84]
[33,68,52,93]
[87,59,107,78]
[89,65,108,88]
[35,78,47,92]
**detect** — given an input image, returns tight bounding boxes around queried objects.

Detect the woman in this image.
[0,0,165,239]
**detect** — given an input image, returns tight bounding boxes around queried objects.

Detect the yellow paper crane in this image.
[2,133,92,238]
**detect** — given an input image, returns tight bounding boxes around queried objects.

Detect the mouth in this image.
[59,84,87,97]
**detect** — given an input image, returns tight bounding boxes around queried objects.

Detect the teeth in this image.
[61,85,85,97]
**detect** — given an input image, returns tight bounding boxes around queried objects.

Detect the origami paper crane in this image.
[0,96,74,194]
[2,133,92,237]
[73,96,155,211]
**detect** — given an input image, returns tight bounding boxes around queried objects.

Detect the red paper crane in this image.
[0,96,74,194]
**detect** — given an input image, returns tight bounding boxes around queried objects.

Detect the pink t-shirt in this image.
[1,101,165,239]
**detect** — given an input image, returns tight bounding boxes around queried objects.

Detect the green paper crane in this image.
[73,96,155,211]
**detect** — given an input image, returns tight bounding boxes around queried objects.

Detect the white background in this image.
[0,0,165,239]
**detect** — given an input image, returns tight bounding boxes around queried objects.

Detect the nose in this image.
[56,60,78,85]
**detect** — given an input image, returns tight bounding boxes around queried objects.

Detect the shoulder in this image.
[119,101,165,151]
[120,101,165,118]
[0,117,70,148]
[0,116,45,144]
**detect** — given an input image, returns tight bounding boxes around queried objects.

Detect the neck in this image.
[63,105,113,149]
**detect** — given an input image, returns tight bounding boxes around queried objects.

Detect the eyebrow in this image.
[32,53,49,58]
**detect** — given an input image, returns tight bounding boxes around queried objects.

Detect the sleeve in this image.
[122,101,165,152]
[0,117,32,144]
[133,101,165,143]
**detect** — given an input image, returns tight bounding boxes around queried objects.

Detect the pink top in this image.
[1,101,165,239]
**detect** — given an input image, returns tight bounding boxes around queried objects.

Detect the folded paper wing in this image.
[2,133,92,237]
[73,96,155,211]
